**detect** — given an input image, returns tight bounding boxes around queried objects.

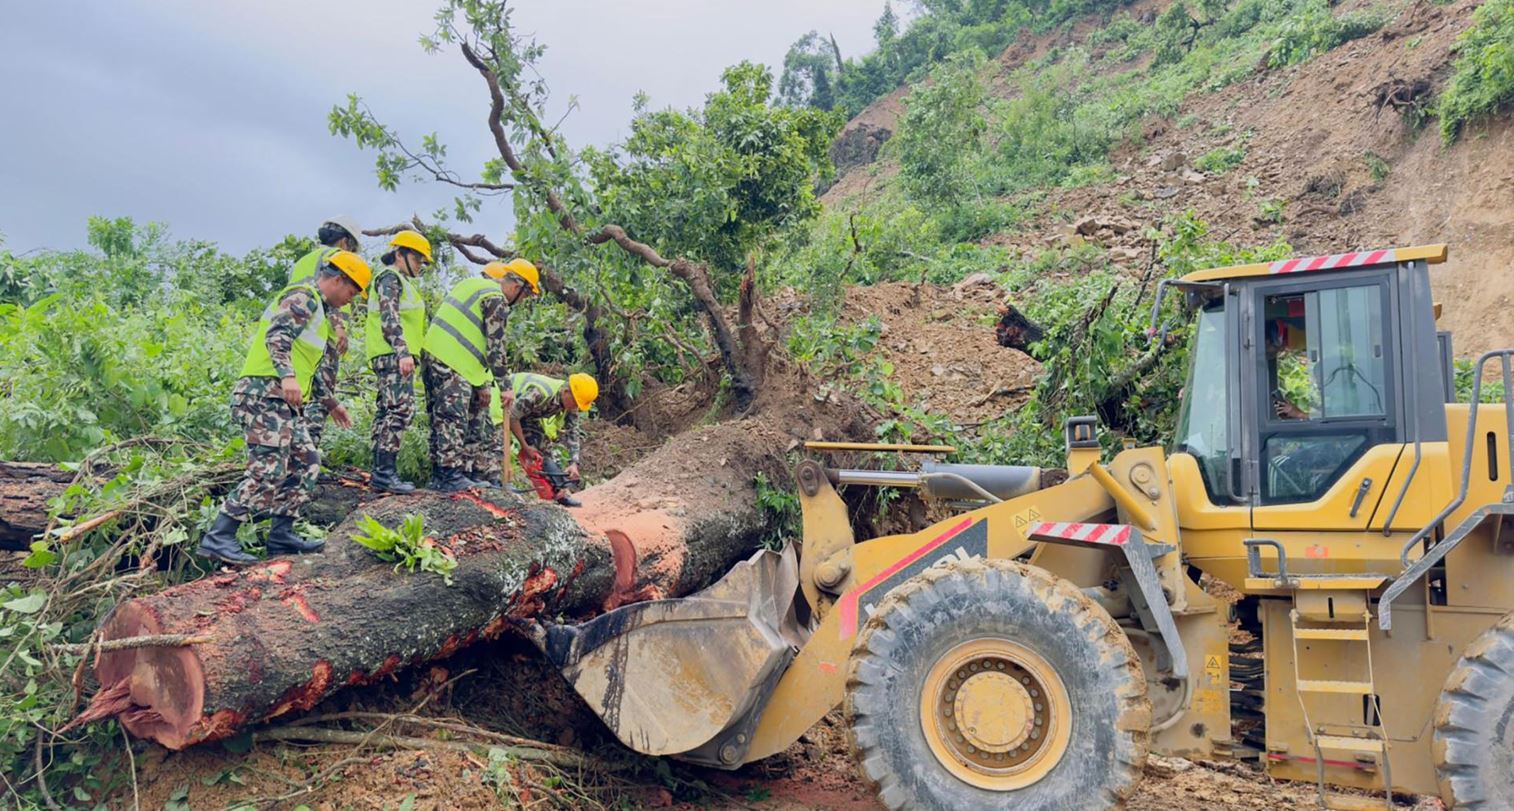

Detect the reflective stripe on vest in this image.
[289,246,339,286]
[506,373,566,436]
[239,284,330,398]
[365,269,426,360]
[421,277,503,386]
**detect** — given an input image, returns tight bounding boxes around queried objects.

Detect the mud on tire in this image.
[844,558,1151,811]
[1435,611,1514,809]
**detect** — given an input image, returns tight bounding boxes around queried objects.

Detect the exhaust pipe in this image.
[830,462,1045,503]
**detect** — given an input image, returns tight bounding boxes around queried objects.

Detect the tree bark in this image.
[74,427,783,750]
[0,462,72,550]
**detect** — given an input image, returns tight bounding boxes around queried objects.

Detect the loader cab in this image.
[1168,245,1450,516]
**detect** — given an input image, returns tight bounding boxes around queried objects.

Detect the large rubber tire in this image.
[1434,611,1514,808]
[845,558,1151,811]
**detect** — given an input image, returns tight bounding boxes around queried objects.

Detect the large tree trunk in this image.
[74,417,808,750]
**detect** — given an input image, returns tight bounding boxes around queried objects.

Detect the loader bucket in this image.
[530,545,810,767]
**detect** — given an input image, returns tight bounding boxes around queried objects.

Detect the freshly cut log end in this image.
[95,601,208,749]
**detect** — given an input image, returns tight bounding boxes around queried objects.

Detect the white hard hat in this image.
[323,216,363,244]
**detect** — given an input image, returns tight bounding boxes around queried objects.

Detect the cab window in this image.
[1258,283,1394,504]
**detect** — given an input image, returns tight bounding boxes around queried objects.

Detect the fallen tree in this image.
[73,404,860,750]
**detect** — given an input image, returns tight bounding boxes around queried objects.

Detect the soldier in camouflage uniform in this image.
[287,218,361,454]
[196,251,372,566]
[366,231,433,493]
[421,258,540,492]
[508,372,598,507]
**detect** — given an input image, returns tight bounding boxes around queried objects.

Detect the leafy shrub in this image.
[351,513,457,584]
[1267,0,1385,68]
[1194,145,1246,174]
[1438,0,1514,142]
[1363,151,1391,182]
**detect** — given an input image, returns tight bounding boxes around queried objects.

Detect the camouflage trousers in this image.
[370,354,417,455]
[422,355,490,470]
[224,377,320,520]
[467,413,505,482]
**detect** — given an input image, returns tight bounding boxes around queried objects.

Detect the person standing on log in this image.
[509,372,597,508]
[422,258,540,493]
[365,230,433,493]
[196,251,372,566]
[289,217,363,457]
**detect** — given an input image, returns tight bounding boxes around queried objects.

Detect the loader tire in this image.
[1434,611,1514,809]
[844,558,1150,811]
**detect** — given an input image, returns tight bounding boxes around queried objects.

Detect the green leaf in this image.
[3,591,46,614]
[22,541,57,569]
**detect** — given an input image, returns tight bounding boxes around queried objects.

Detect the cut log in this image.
[78,413,833,750]
[0,462,73,550]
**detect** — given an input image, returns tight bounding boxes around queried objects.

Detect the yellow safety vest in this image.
[239,284,331,398]
[289,246,339,285]
[422,277,503,386]
[365,268,425,360]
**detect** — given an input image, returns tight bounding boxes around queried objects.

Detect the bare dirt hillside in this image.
[828,0,1514,356]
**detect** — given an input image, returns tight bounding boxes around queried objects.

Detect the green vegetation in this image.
[1265,0,1384,68]
[351,513,457,583]
[1195,144,1247,174]
[1438,0,1514,142]
[1363,151,1391,182]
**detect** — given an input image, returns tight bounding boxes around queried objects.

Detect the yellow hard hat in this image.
[568,372,599,412]
[389,230,433,264]
[483,258,542,295]
[325,250,372,291]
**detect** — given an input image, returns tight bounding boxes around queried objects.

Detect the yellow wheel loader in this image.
[528,244,1514,809]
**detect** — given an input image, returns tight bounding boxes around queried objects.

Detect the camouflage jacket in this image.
[481,296,511,383]
[510,383,582,464]
[373,271,410,361]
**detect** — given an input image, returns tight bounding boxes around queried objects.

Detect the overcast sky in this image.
[0,1,888,256]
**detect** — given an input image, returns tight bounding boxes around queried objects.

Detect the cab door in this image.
[1247,272,1405,531]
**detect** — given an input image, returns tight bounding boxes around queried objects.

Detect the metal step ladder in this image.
[1290,607,1393,811]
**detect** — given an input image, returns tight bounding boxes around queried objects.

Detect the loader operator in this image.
[421,258,540,493]
[365,230,433,494]
[509,372,598,508]
[289,217,364,454]
[197,251,371,566]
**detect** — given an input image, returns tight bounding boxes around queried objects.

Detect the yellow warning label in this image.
[1013,507,1042,530]
[1204,654,1222,670]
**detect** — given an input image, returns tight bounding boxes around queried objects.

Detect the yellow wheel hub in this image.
[920,638,1073,790]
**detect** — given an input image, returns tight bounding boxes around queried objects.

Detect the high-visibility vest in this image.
[289,246,339,285]
[365,268,425,360]
[239,284,331,398]
[422,277,503,386]
[503,373,565,437]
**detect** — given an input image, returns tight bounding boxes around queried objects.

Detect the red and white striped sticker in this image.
[1268,248,1396,275]
[1028,521,1133,545]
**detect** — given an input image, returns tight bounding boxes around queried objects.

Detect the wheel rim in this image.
[919,638,1073,790]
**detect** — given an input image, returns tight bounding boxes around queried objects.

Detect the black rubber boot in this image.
[429,466,472,493]
[267,515,325,555]
[196,512,259,566]
[470,471,501,489]
[371,450,416,494]
[555,493,583,508]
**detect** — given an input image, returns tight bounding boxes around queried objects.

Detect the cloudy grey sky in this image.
[0,1,887,255]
